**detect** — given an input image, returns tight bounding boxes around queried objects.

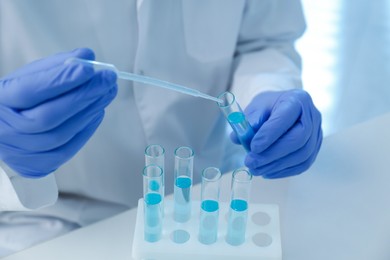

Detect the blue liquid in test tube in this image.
[149,180,160,191]
[198,167,222,244]
[143,165,164,242]
[227,112,255,152]
[218,92,255,152]
[144,144,165,214]
[173,147,194,223]
[226,199,248,246]
[174,176,192,222]
[199,200,219,244]
[226,169,252,246]
[144,192,163,242]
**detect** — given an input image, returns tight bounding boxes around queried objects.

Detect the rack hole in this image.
[252,233,272,247]
[251,211,271,226]
[171,229,190,244]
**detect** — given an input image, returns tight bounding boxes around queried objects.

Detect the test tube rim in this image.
[143,165,163,178]
[232,168,253,183]
[201,167,222,182]
[145,144,165,158]
[174,146,194,159]
[217,91,235,108]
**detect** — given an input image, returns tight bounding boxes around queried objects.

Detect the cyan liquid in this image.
[199,200,219,244]
[144,193,162,242]
[174,176,192,222]
[148,180,164,217]
[227,112,255,151]
[226,199,248,246]
[148,180,160,191]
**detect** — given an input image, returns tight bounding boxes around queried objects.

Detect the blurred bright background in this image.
[297,0,390,136]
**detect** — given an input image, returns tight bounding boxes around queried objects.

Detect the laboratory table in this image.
[4,112,390,260]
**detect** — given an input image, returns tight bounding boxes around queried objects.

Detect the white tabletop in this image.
[4,112,390,260]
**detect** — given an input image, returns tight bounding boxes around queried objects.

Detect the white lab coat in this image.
[0,0,305,254]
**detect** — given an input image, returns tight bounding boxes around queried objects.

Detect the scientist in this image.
[0,0,321,256]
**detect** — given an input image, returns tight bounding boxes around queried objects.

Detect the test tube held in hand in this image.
[226,168,252,246]
[198,167,222,245]
[143,165,164,242]
[217,91,255,151]
[173,146,194,222]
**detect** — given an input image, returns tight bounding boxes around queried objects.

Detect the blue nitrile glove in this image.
[0,48,118,178]
[231,90,322,178]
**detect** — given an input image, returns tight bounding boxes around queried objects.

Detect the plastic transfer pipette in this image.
[66,58,223,104]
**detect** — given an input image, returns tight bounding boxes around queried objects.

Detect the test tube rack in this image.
[132,199,282,260]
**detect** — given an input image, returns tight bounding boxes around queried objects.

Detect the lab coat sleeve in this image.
[0,161,58,211]
[231,0,306,109]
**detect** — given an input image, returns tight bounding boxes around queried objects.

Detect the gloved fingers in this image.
[3,70,117,134]
[263,130,323,179]
[244,91,285,130]
[20,70,117,131]
[230,93,276,146]
[229,110,265,145]
[2,48,94,81]
[263,158,313,179]
[250,98,303,154]
[245,119,312,169]
[0,63,94,109]
[0,48,96,109]
[0,88,116,152]
[249,126,323,178]
[2,111,105,178]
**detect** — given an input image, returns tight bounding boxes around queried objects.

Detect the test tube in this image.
[145,144,165,171]
[217,91,255,152]
[143,165,163,242]
[226,168,252,246]
[145,144,165,215]
[198,167,222,245]
[173,146,194,222]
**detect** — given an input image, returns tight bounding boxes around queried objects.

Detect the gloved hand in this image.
[0,48,118,178]
[231,89,322,178]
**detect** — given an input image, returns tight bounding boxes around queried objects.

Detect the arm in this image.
[0,162,58,211]
[231,0,323,178]
[231,0,306,108]
[0,48,117,210]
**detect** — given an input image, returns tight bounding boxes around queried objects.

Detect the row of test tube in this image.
[143,145,252,246]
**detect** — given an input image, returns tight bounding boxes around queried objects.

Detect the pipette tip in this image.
[214,98,224,104]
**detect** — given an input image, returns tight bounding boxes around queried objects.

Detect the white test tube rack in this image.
[131,199,282,260]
